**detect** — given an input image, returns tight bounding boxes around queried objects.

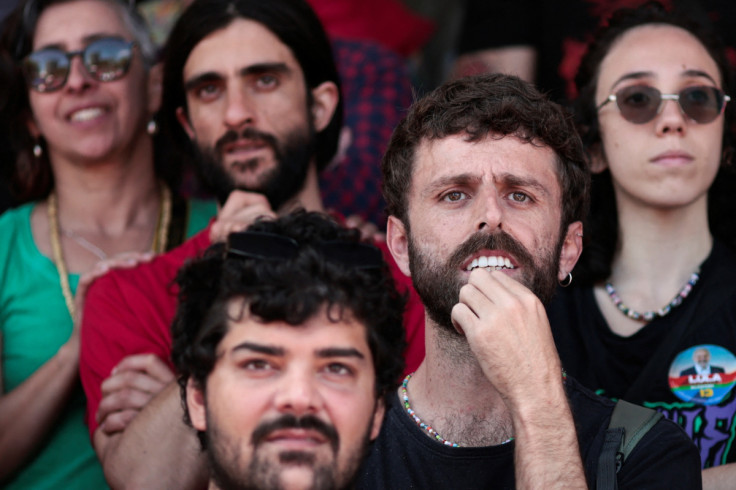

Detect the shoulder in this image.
[565,378,701,487]
[0,203,37,266]
[0,203,33,240]
[616,416,701,488]
[85,226,212,312]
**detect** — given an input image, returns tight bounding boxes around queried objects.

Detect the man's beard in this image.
[193,123,315,210]
[408,229,563,335]
[206,413,368,490]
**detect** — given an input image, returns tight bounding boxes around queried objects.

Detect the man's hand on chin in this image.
[210,191,277,243]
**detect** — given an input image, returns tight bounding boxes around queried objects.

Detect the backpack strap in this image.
[596,400,663,490]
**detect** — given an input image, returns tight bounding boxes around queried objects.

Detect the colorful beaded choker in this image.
[401,373,514,448]
[605,269,700,322]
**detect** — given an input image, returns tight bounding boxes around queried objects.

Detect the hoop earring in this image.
[147,118,158,135]
[33,142,43,158]
[559,272,573,287]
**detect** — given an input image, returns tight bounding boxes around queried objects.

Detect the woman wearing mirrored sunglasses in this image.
[0,0,216,487]
[547,3,736,488]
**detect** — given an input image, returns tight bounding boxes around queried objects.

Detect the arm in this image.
[0,331,79,481]
[0,256,139,481]
[703,464,736,489]
[452,269,586,489]
[79,265,194,486]
[94,382,208,490]
[81,192,276,487]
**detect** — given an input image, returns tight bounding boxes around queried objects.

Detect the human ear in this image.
[369,399,386,440]
[310,81,339,132]
[588,143,608,174]
[146,62,163,115]
[25,110,41,139]
[186,377,207,432]
[386,215,411,277]
[557,221,584,282]
[176,107,196,140]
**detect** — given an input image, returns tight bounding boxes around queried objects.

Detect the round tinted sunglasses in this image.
[23,37,137,93]
[597,85,730,124]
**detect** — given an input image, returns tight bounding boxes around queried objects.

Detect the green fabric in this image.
[185,198,217,239]
[0,198,215,489]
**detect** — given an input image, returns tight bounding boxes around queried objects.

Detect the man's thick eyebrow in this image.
[231,342,285,356]
[316,347,365,359]
[498,173,550,197]
[184,72,223,91]
[423,173,480,197]
[240,62,290,77]
[184,63,290,92]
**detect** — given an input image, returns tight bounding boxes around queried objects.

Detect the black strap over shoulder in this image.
[596,400,663,490]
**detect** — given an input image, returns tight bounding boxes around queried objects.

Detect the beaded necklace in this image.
[47,183,171,320]
[605,269,700,322]
[401,373,514,448]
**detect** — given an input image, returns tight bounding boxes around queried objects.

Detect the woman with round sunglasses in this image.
[0,0,216,487]
[547,3,736,487]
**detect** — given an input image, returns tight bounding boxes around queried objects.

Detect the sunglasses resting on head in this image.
[598,85,730,124]
[23,36,136,93]
[227,231,384,270]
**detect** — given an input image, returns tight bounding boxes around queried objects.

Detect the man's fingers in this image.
[111,354,175,384]
[219,190,271,215]
[99,409,139,435]
[457,283,487,319]
[451,303,476,335]
[210,190,277,242]
[100,369,168,398]
[96,388,152,424]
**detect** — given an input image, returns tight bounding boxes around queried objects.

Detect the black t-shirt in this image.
[549,241,736,468]
[357,376,700,489]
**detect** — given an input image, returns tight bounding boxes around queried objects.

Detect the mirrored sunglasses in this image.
[597,85,730,124]
[23,37,137,93]
[227,231,384,270]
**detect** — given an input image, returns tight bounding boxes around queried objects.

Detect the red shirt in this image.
[79,224,425,436]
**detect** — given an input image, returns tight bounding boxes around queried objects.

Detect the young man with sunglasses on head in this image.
[355,73,701,488]
[170,210,405,490]
[78,0,424,487]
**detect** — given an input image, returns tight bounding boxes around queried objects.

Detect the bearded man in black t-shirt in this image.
[356,73,702,489]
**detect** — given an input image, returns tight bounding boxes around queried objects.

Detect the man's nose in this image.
[224,89,255,129]
[476,190,504,232]
[273,368,322,416]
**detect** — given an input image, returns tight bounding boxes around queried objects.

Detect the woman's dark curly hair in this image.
[573,1,736,284]
[171,210,406,447]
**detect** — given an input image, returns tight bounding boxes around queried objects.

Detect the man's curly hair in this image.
[382,73,590,235]
[171,210,406,447]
